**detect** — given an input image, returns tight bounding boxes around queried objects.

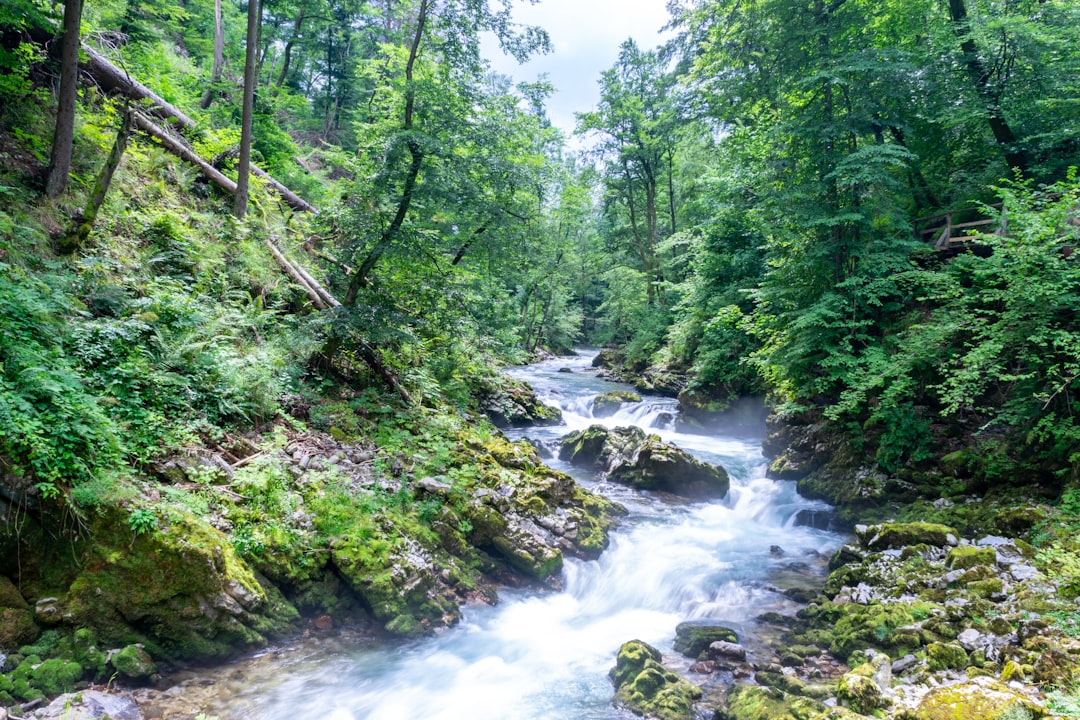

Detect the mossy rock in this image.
[855,522,958,551]
[64,508,299,662]
[672,620,738,659]
[0,575,27,609]
[836,671,884,714]
[592,390,642,417]
[946,546,996,570]
[926,642,969,671]
[966,578,1003,599]
[27,657,83,696]
[716,684,825,720]
[610,640,702,720]
[0,606,40,649]
[560,425,729,498]
[110,643,157,679]
[914,677,1045,720]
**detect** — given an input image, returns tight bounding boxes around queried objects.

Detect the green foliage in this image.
[0,263,122,498]
[127,507,158,536]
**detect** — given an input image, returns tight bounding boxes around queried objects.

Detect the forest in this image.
[2,0,1080,716]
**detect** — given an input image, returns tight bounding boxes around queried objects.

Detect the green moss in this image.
[856,522,958,550]
[946,545,997,570]
[915,678,1045,720]
[64,508,297,662]
[29,658,83,695]
[717,684,825,720]
[610,640,702,720]
[672,621,738,658]
[836,671,883,714]
[966,578,1003,599]
[926,642,969,671]
[111,644,157,679]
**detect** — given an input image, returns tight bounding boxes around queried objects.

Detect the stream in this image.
[149,350,844,719]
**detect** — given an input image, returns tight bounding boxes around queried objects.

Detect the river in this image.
[146,350,843,719]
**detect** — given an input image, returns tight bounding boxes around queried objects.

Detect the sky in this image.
[481,0,673,141]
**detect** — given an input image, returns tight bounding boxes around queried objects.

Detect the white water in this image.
[192,350,843,720]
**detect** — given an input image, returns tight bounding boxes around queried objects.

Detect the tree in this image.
[45,0,81,199]
[234,0,261,218]
[577,40,680,307]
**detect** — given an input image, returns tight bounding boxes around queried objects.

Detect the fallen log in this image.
[83,43,316,213]
[132,111,237,194]
[82,43,196,129]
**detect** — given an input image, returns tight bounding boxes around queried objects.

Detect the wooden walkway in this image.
[914,204,1004,251]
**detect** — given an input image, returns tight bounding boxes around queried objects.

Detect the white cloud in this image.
[481,0,672,138]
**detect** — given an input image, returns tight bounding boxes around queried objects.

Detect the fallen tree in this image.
[82,43,316,213]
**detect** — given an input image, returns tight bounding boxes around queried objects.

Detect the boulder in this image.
[0,607,39,649]
[708,640,747,662]
[672,620,738,658]
[109,644,157,679]
[64,509,299,661]
[32,690,143,720]
[946,545,996,570]
[559,426,729,499]
[0,576,26,609]
[476,375,562,428]
[854,522,959,551]
[610,640,702,720]
[591,390,642,418]
[914,676,1045,720]
[715,685,824,720]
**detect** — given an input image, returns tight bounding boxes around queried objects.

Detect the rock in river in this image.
[559,425,729,499]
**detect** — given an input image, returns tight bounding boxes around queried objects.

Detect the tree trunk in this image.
[342,0,429,303]
[948,0,1027,175]
[81,43,197,129]
[61,108,132,253]
[198,0,225,109]
[275,7,305,87]
[235,0,261,218]
[45,0,82,199]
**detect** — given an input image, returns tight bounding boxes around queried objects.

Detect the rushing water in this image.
[173,350,843,720]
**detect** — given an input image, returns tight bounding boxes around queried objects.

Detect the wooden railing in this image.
[914,203,1004,251]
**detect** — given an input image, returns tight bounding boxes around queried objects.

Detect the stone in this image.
[957,628,983,651]
[34,596,63,625]
[591,390,642,417]
[610,640,702,720]
[415,475,453,496]
[926,642,969,671]
[836,670,885,714]
[716,684,825,720]
[0,577,27,610]
[914,676,1045,720]
[892,654,917,673]
[110,644,157,679]
[672,620,738,658]
[0,607,38,649]
[559,425,729,498]
[708,640,747,661]
[946,545,997,570]
[32,690,143,720]
[855,522,959,551]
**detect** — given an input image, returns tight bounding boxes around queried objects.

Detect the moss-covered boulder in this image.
[110,643,157,679]
[945,545,996,570]
[836,671,884,714]
[914,676,1045,719]
[330,514,467,637]
[560,425,729,498]
[592,390,642,417]
[610,640,702,720]
[475,375,562,428]
[672,620,738,659]
[855,522,959,551]
[64,509,299,662]
[926,642,969,671]
[1,606,39,649]
[715,684,825,720]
